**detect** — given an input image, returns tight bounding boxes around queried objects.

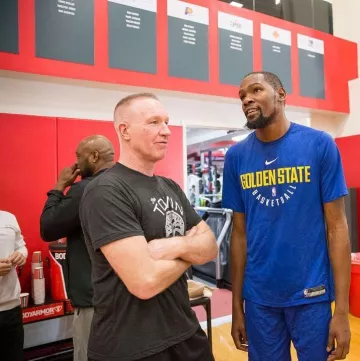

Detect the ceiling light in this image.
[230,1,243,8]
[275,0,281,4]
[323,0,332,3]
[232,134,248,142]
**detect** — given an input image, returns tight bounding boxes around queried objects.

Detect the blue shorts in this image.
[245,300,332,361]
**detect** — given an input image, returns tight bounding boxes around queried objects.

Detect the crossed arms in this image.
[101,220,218,300]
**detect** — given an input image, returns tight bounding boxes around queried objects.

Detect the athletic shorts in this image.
[245,300,332,361]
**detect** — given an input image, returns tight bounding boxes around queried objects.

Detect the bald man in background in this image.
[40,135,115,361]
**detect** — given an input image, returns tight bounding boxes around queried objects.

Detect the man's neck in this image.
[255,117,291,143]
[93,161,115,175]
[119,153,155,177]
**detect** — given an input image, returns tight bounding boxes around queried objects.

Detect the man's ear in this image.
[118,122,130,140]
[91,150,99,163]
[278,87,286,103]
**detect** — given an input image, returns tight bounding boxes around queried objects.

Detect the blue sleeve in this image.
[318,132,348,203]
[222,149,245,213]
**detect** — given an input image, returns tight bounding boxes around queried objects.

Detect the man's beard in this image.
[80,162,93,179]
[245,108,276,130]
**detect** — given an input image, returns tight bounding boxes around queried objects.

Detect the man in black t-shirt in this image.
[79,93,218,361]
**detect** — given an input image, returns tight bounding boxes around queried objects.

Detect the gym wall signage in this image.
[167,0,209,81]
[260,24,292,94]
[35,0,95,65]
[218,11,254,86]
[108,0,157,74]
[0,0,18,54]
[0,0,357,113]
[297,34,325,99]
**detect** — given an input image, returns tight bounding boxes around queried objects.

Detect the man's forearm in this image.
[132,257,191,299]
[151,258,191,294]
[231,232,246,312]
[40,190,81,241]
[40,192,65,240]
[54,182,66,192]
[148,228,217,265]
[328,226,351,314]
[178,228,217,264]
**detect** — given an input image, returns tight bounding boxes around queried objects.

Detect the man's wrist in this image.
[176,236,190,259]
[54,183,66,192]
[232,298,244,313]
[334,304,349,316]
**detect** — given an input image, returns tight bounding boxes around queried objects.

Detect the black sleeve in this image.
[168,180,202,231]
[40,182,85,241]
[79,185,144,251]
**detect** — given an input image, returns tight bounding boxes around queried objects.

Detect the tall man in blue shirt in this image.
[222,71,351,361]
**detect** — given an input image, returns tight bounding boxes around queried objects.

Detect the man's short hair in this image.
[114,93,159,114]
[243,71,284,91]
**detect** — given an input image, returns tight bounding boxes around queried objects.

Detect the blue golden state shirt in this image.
[222,122,348,307]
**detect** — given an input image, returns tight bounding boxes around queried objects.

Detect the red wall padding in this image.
[336,135,360,250]
[336,135,360,189]
[0,114,184,295]
[0,114,58,293]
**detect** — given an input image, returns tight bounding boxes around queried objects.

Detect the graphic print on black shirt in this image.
[79,163,204,361]
[151,195,185,237]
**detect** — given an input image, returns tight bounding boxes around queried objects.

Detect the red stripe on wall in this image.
[95,0,108,71]
[291,28,300,97]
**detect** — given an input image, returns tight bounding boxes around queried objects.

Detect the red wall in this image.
[0,114,183,295]
[336,135,360,250]
[0,114,57,293]
[336,135,360,189]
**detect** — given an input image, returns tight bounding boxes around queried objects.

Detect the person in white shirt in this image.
[0,210,28,361]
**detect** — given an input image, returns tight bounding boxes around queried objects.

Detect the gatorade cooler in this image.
[49,240,69,301]
[349,255,360,318]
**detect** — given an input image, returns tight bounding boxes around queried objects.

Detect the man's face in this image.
[75,145,94,178]
[123,98,171,163]
[238,74,281,130]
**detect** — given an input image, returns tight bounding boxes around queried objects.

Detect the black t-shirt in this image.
[79,163,202,361]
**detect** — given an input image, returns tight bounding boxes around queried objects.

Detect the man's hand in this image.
[0,259,12,276]
[231,307,248,352]
[327,311,351,360]
[148,227,198,261]
[8,251,26,267]
[54,164,81,192]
